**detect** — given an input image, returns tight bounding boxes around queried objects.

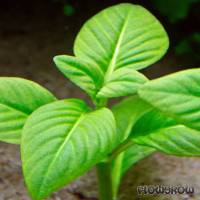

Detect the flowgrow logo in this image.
[137,185,194,195]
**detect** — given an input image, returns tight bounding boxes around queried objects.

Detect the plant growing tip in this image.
[0,3,200,200]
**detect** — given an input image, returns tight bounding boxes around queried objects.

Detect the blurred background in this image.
[0,0,200,199]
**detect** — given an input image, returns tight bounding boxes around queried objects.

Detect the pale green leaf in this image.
[74,3,169,98]
[21,99,117,200]
[133,125,200,156]
[0,77,56,144]
[130,95,200,156]
[139,68,200,131]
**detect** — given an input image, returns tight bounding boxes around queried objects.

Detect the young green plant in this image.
[0,3,200,200]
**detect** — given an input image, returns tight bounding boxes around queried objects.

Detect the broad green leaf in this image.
[110,96,155,197]
[133,69,200,156]
[0,77,56,144]
[139,68,200,131]
[21,99,117,200]
[130,99,200,156]
[74,3,169,98]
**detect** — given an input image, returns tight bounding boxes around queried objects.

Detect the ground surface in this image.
[0,1,200,200]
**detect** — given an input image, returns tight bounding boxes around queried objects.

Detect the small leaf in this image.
[139,68,200,131]
[21,99,117,200]
[112,95,152,141]
[96,68,148,98]
[120,144,155,176]
[0,78,56,144]
[74,3,169,98]
[54,55,103,99]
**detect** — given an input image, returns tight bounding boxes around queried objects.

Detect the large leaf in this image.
[0,77,56,144]
[55,3,169,99]
[131,69,200,156]
[130,109,200,156]
[139,68,200,131]
[21,99,117,200]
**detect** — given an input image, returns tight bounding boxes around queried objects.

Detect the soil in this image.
[0,1,199,200]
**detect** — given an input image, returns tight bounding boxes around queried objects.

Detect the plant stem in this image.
[96,162,116,200]
[96,98,118,200]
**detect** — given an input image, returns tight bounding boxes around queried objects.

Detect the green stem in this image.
[110,154,123,199]
[96,162,117,200]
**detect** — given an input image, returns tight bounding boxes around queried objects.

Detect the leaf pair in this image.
[54,3,169,100]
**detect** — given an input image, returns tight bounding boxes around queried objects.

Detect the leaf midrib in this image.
[37,112,86,198]
[143,88,200,99]
[104,9,131,83]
